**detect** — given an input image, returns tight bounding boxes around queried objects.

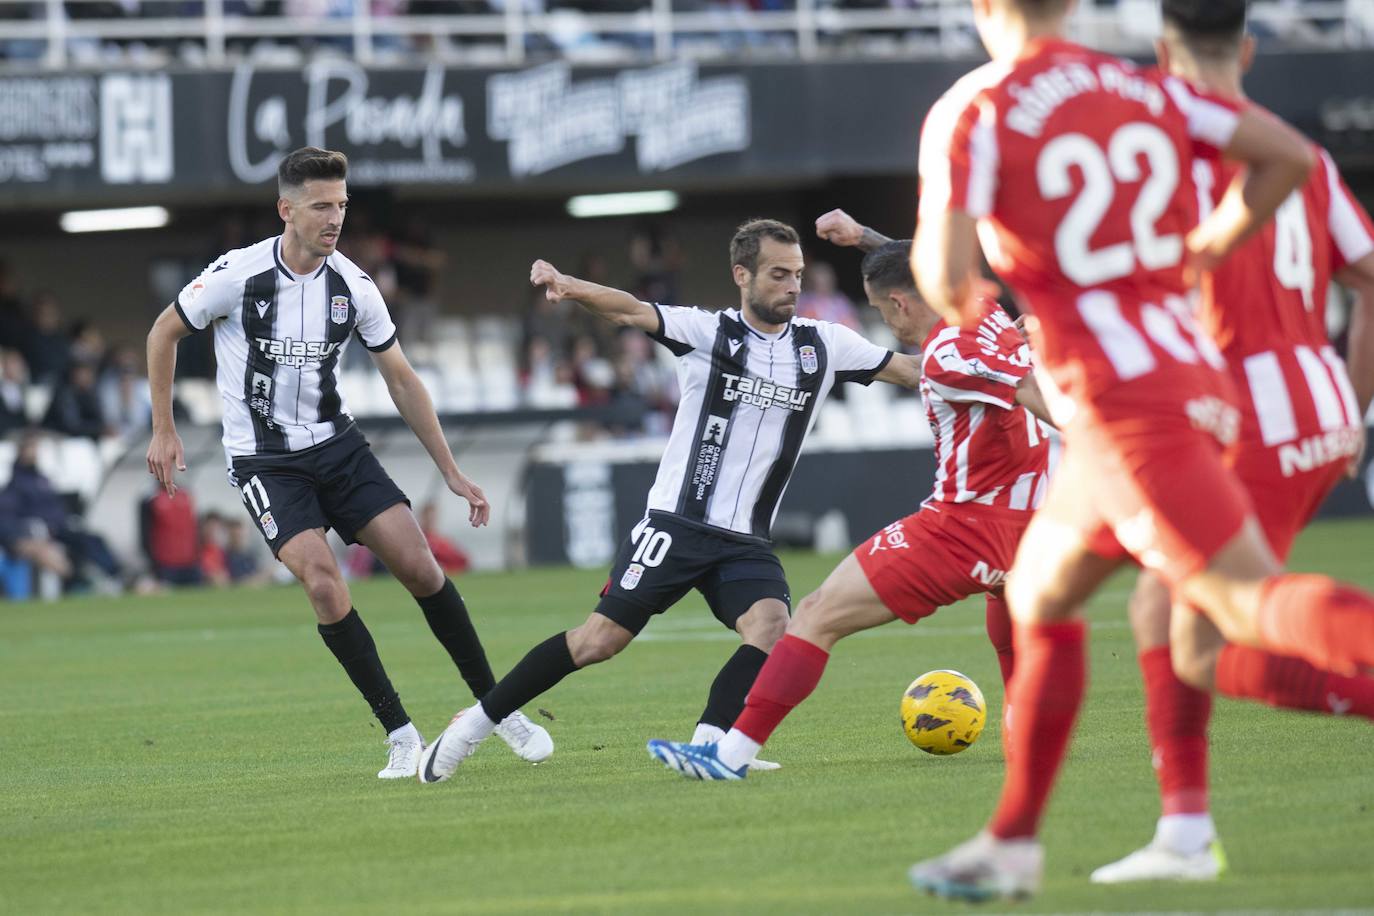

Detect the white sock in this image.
[465,705,499,741]
[1155,813,1215,855]
[692,723,726,745]
[716,728,761,771]
[388,722,420,743]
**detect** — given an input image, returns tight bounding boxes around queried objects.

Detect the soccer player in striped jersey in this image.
[906,0,1374,902]
[418,219,926,784]
[145,147,551,779]
[646,212,1056,780]
[1091,0,1374,883]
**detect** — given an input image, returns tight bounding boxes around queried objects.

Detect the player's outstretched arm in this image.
[1015,374,1056,428]
[1337,252,1374,476]
[371,341,490,527]
[1188,108,1314,274]
[873,352,922,390]
[815,209,893,253]
[146,304,191,497]
[912,210,987,328]
[530,259,658,332]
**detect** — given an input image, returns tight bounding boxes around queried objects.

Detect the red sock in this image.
[1257,574,1374,675]
[1216,643,1374,719]
[988,620,1086,840]
[1138,646,1210,816]
[985,595,1016,688]
[732,634,829,745]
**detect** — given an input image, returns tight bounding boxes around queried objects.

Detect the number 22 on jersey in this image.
[1037,121,1182,287]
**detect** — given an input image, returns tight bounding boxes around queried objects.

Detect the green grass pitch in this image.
[2,517,1372,914]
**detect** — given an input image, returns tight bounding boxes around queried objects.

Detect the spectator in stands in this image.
[630,224,683,306]
[0,349,30,437]
[568,334,614,406]
[796,260,862,330]
[23,291,71,386]
[0,260,33,354]
[141,486,202,586]
[199,512,232,587]
[616,328,677,433]
[68,321,107,367]
[225,518,269,585]
[42,361,111,441]
[5,431,123,590]
[393,217,446,341]
[418,501,470,575]
[0,486,71,599]
[98,345,153,439]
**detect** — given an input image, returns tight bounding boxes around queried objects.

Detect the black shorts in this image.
[595,511,791,635]
[229,423,408,557]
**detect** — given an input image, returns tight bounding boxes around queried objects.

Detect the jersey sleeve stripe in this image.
[925,376,1016,411]
[173,299,201,333]
[363,330,398,353]
[1321,150,1374,267]
[966,102,999,219]
[1163,77,1239,150]
[834,350,892,386]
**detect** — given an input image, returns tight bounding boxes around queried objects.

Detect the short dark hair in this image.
[861,240,917,295]
[730,219,801,273]
[1162,0,1247,58]
[277,147,348,196]
[1011,0,1072,17]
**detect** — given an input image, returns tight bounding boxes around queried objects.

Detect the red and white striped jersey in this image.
[920,300,1052,511]
[1196,139,1374,474]
[919,39,1241,412]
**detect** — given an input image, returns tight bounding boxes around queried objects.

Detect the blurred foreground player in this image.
[419,219,925,784]
[647,214,1055,780]
[904,0,1374,902]
[145,147,550,779]
[1092,0,1374,883]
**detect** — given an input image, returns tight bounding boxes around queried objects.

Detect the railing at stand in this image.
[0,1,1367,70]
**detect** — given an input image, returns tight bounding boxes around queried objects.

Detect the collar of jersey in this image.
[733,309,791,342]
[273,237,330,282]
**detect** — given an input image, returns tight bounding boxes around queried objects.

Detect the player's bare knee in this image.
[566,620,632,666]
[301,566,348,620]
[400,556,445,597]
[738,601,788,650]
[1168,638,1217,692]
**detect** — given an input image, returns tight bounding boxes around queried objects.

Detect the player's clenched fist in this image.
[815,209,864,247]
[530,259,573,303]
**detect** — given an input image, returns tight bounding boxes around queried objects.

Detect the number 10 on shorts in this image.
[621,519,672,591]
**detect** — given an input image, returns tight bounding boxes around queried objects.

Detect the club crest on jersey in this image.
[620,563,645,591]
[259,511,278,540]
[330,296,350,325]
[799,345,818,374]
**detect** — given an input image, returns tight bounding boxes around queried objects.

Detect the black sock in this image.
[698,644,770,731]
[318,609,409,733]
[417,580,497,699]
[479,632,577,724]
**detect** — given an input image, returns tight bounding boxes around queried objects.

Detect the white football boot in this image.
[1090,839,1227,884]
[691,723,781,771]
[418,708,490,784]
[494,710,554,763]
[378,722,424,779]
[909,831,1043,903]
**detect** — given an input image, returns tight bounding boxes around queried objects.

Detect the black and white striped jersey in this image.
[645,304,893,541]
[174,236,397,459]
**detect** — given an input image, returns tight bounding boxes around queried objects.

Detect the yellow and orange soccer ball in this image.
[900,669,986,755]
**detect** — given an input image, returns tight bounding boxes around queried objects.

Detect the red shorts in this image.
[854,502,1031,623]
[1230,428,1350,562]
[1043,364,1254,585]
